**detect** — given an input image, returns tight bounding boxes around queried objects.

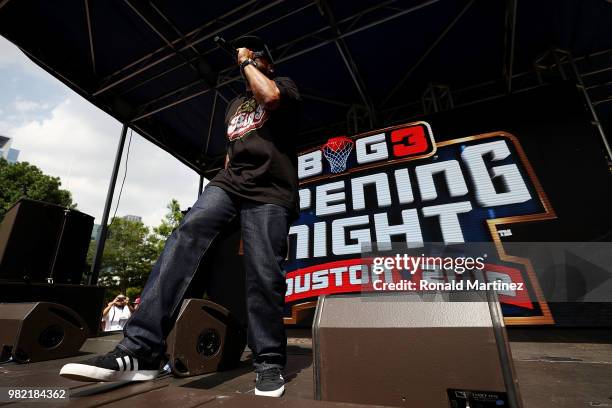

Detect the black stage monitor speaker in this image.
[0,302,88,363]
[313,291,523,408]
[0,199,93,284]
[0,282,106,336]
[166,298,247,377]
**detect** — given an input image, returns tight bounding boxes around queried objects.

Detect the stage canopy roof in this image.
[1,0,611,176]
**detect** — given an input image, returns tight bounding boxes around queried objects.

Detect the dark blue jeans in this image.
[117,185,290,372]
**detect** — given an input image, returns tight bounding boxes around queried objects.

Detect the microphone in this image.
[214,36,236,59]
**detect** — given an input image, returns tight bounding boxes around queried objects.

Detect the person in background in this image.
[101,294,132,332]
[132,297,141,311]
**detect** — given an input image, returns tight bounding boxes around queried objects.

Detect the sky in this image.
[0,35,206,228]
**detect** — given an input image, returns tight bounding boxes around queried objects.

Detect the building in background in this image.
[122,214,142,223]
[0,135,20,163]
[91,224,102,241]
[90,216,142,243]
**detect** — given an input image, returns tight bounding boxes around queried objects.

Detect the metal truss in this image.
[502,0,517,93]
[381,0,476,109]
[122,0,230,107]
[84,0,96,75]
[92,0,443,123]
[346,105,373,135]
[421,83,454,114]
[94,0,286,96]
[316,0,377,125]
[535,48,612,160]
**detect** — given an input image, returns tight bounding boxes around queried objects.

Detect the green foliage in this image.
[125,287,141,301]
[104,287,121,304]
[149,198,184,258]
[97,217,155,292]
[154,198,183,237]
[95,199,184,296]
[0,158,74,222]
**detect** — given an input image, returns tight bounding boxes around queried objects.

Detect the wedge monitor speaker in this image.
[0,302,88,363]
[312,291,522,408]
[166,298,247,377]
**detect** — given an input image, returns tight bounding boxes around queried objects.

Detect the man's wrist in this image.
[240,58,258,73]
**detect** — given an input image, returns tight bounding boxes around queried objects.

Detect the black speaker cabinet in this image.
[0,302,88,363]
[0,199,64,282]
[0,198,93,284]
[313,291,523,408]
[166,299,247,377]
[51,208,94,284]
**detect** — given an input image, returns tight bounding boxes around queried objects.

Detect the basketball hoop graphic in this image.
[322,136,354,173]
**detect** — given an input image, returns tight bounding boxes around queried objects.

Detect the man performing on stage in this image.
[60,35,302,398]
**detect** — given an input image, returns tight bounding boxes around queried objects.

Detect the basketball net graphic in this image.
[322,136,354,173]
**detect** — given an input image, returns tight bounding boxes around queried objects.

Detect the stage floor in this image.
[1,328,611,407]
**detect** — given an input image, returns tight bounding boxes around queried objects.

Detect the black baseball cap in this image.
[232,35,274,64]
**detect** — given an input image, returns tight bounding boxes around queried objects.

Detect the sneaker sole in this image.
[255,385,285,398]
[60,363,158,382]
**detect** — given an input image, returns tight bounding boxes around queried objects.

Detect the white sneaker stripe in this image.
[133,357,138,371]
[116,357,124,371]
[122,356,129,371]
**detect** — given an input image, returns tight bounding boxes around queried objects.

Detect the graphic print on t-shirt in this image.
[227,97,269,141]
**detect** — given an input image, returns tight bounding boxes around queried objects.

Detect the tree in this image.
[148,198,184,258]
[93,199,184,298]
[97,218,156,293]
[0,158,75,222]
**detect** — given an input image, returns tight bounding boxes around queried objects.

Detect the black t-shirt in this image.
[209,77,302,217]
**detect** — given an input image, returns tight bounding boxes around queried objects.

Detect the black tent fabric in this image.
[1,0,611,177]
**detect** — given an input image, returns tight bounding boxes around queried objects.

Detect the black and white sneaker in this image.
[59,347,159,382]
[254,367,285,397]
